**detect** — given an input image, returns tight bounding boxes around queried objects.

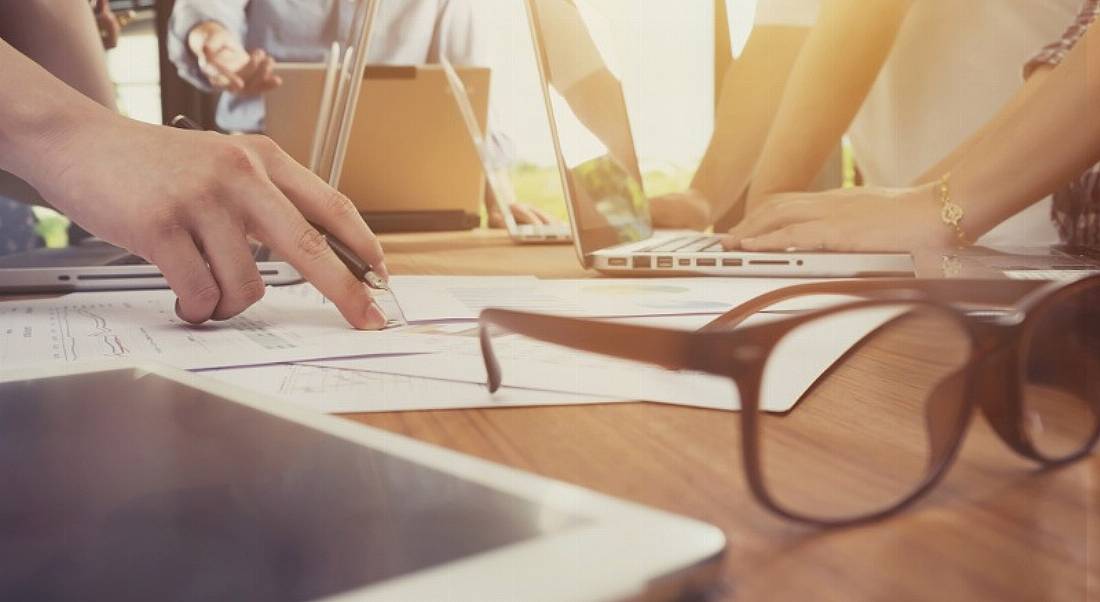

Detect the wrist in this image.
[908,181,961,249]
[22,106,125,203]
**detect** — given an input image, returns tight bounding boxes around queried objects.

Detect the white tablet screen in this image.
[0,370,584,600]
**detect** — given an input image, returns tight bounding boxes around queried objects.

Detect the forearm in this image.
[0,39,117,191]
[0,0,116,110]
[565,70,643,183]
[950,29,1100,239]
[691,26,809,220]
[747,0,911,207]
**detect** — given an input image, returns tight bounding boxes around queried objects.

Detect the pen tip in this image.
[365,272,389,291]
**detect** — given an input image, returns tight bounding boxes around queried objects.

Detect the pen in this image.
[170,115,388,291]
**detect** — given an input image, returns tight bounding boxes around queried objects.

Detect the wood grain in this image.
[364,231,1099,601]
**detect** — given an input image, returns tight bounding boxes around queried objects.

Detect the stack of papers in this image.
[1,275,868,415]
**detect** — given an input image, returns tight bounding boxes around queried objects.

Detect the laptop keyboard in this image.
[635,235,725,254]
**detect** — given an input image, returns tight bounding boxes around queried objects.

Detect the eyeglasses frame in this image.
[477,275,1100,527]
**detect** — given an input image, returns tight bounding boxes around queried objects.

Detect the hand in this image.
[36,114,388,329]
[721,184,951,252]
[187,21,282,96]
[91,0,121,50]
[487,203,557,229]
[648,189,711,230]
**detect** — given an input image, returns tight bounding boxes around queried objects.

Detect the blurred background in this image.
[37,0,758,241]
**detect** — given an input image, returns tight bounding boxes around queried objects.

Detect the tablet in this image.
[0,363,725,601]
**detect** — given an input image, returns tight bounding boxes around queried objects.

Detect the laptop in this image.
[266,64,489,232]
[914,245,1100,279]
[524,0,914,277]
[0,239,300,294]
[440,60,573,245]
[0,362,726,601]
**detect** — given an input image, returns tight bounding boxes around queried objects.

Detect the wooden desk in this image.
[355,230,1098,601]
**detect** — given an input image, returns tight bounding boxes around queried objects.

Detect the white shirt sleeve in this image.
[754,0,820,27]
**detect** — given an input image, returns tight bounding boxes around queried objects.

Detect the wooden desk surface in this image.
[356,230,1098,601]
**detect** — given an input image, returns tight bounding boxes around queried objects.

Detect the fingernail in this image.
[364,300,387,330]
[375,261,390,281]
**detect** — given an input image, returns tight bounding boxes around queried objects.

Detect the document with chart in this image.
[0,285,431,371]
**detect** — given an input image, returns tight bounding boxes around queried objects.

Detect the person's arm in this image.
[648,25,811,229]
[910,70,1052,187]
[0,0,116,110]
[744,0,912,213]
[532,0,640,185]
[913,0,1099,185]
[0,38,389,329]
[0,0,117,206]
[722,23,1100,252]
[945,24,1100,238]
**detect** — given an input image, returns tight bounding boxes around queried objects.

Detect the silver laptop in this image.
[0,239,300,293]
[440,59,572,245]
[524,0,913,277]
[0,362,726,601]
[914,245,1100,279]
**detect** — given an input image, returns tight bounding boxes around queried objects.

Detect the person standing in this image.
[653,0,1078,248]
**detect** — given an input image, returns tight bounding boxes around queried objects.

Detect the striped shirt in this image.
[1025,0,1100,246]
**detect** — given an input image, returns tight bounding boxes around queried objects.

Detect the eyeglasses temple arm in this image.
[479,309,716,393]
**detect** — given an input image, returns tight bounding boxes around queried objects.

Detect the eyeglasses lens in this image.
[1020,281,1100,461]
[758,304,973,522]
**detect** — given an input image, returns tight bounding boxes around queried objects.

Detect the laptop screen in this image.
[527,0,652,258]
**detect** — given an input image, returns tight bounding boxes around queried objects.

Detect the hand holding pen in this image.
[141,115,391,328]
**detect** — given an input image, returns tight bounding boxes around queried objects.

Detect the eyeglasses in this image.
[477,275,1100,527]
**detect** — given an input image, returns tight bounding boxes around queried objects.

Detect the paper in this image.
[207,363,625,414]
[0,284,432,371]
[309,309,904,413]
[388,276,574,322]
[308,338,738,410]
[306,317,739,410]
[388,276,848,323]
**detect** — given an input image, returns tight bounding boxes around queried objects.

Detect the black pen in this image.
[169,115,388,291]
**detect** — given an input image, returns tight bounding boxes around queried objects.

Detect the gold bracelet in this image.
[937,173,970,246]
